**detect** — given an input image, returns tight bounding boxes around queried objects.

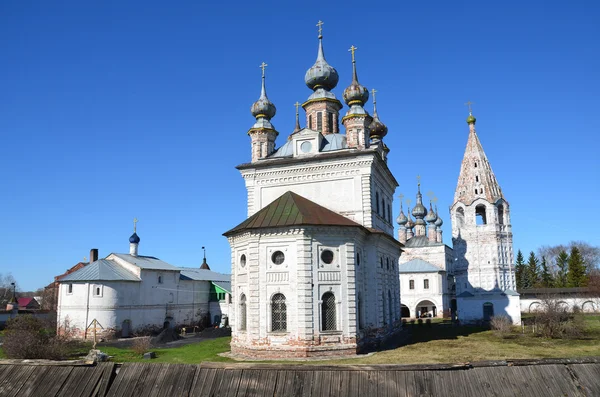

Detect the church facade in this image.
[224,27,402,358]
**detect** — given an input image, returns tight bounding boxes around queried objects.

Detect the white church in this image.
[225,22,521,358]
[57,230,232,339]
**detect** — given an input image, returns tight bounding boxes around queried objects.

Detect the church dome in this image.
[396,211,408,226]
[425,204,437,224]
[129,232,140,244]
[342,46,368,106]
[412,202,427,219]
[405,211,415,229]
[251,66,276,120]
[466,113,476,124]
[305,36,339,91]
[369,97,388,140]
[435,215,443,227]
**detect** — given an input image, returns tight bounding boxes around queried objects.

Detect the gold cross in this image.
[416,175,421,186]
[432,196,439,204]
[398,193,404,200]
[316,20,324,37]
[259,62,267,77]
[133,217,138,233]
[371,88,377,104]
[348,45,357,62]
[294,101,300,114]
[427,190,435,198]
[406,199,412,207]
[465,100,474,114]
[83,256,87,262]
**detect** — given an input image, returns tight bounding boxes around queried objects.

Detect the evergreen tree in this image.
[526,251,540,288]
[567,246,588,287]
[515,250,526,290]
[554,250,569,288]
[540,257,553,287]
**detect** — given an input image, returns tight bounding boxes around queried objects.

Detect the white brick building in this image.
[225,29,402,358]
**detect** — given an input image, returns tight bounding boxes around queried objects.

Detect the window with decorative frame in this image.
[424,279,430,289]
[321,292,337,331]
[239,294,247,331]
[271,293,287,332]
[409,280,415,289]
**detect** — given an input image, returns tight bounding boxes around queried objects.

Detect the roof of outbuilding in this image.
[60,259,141,282]
[224,191,363,236]
[212,280,231,293]
[110,253,179,271]
[398,258,442,273]
[179,268,230,283]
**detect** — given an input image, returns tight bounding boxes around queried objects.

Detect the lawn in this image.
[1,316,599,365]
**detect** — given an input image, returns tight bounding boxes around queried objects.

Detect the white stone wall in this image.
[229,226,401,356]
[520,296,600,313]
[58,272,214,338]
[241,151,397,236]
[456,294,521,325]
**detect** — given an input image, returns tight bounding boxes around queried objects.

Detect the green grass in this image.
[98,337,233,364]
[2,316,600,365]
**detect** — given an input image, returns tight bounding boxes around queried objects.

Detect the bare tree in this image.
[0,273,18,306]
[538,241,600,273]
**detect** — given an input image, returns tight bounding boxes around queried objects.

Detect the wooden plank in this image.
[196,367,218,395]
[190,365,209,395]
[0,365,37,397]
[300,370,314,397]
[28,365,73,397]
[137,363,167,397]
[223,369,243,397]
[170,364,197,397]
[12,365,51,397]
[95,362,117,397]
[238,369,261,397]
[106,363,144,397]
[155,364,182,397]
[569,363,600,397]
[147,364,171,397]
[254,368,277,397]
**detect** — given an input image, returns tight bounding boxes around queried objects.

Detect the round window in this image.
[240,254,246,267]
[300,141,312,153]
[271,251,285,265]
[321,250,334,264]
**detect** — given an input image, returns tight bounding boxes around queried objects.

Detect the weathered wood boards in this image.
[0,358,599,396]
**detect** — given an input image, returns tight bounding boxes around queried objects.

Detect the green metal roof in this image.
[224,191,363,236]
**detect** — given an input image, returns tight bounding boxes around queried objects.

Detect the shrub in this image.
[131,336,152,355]
[490,315,512,336]
[533,296,586,339]
[2,315,76,360]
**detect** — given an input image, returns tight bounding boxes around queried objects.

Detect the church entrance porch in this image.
[416,300,437,318]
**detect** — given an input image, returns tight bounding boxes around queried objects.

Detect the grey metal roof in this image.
[404,235,443,248]
[398,258,442,274]
[502,289,520,296]
[179,268,230,283]
[110,253,179,271]
[320,133,347,151]
[457,291,475,297]
[60,259,140,282]
[212,280,231,293]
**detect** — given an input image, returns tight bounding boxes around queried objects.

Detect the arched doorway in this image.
[416,300,437,318]
[582,301,596,313]
[529,302,541,313]
[121,320,131,338]
[401,305,410,318]
[483,302,494,321]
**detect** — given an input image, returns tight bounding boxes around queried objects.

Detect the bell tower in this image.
[450,106,515,294]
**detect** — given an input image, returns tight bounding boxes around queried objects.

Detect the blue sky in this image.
[1,1,599,291]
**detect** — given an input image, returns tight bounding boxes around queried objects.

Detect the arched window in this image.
[476,175,479,182]
[239,294,247,331]
[309,114,313,129]
[456,207,465,228]
[375,192,380,214]
[356,252,361,266]
[380,257,383,268]
[476,205,487,225]
[327,112,333,132]
[386,258,389,270]
[382,292,387,325]
[382,198,386,219]
[498,204,505,225]
[388,290,393,324]
[317,111,323,131]
[271,293,287,332]
[321,292,337,331]
[357,293,364,329]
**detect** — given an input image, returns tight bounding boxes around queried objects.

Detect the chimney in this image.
[90,248,99,263]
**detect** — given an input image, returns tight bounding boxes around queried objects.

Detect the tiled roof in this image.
[60,259,141,282]
[110,253,179,271]
[224,191,363,236]
[398,258,442,273]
